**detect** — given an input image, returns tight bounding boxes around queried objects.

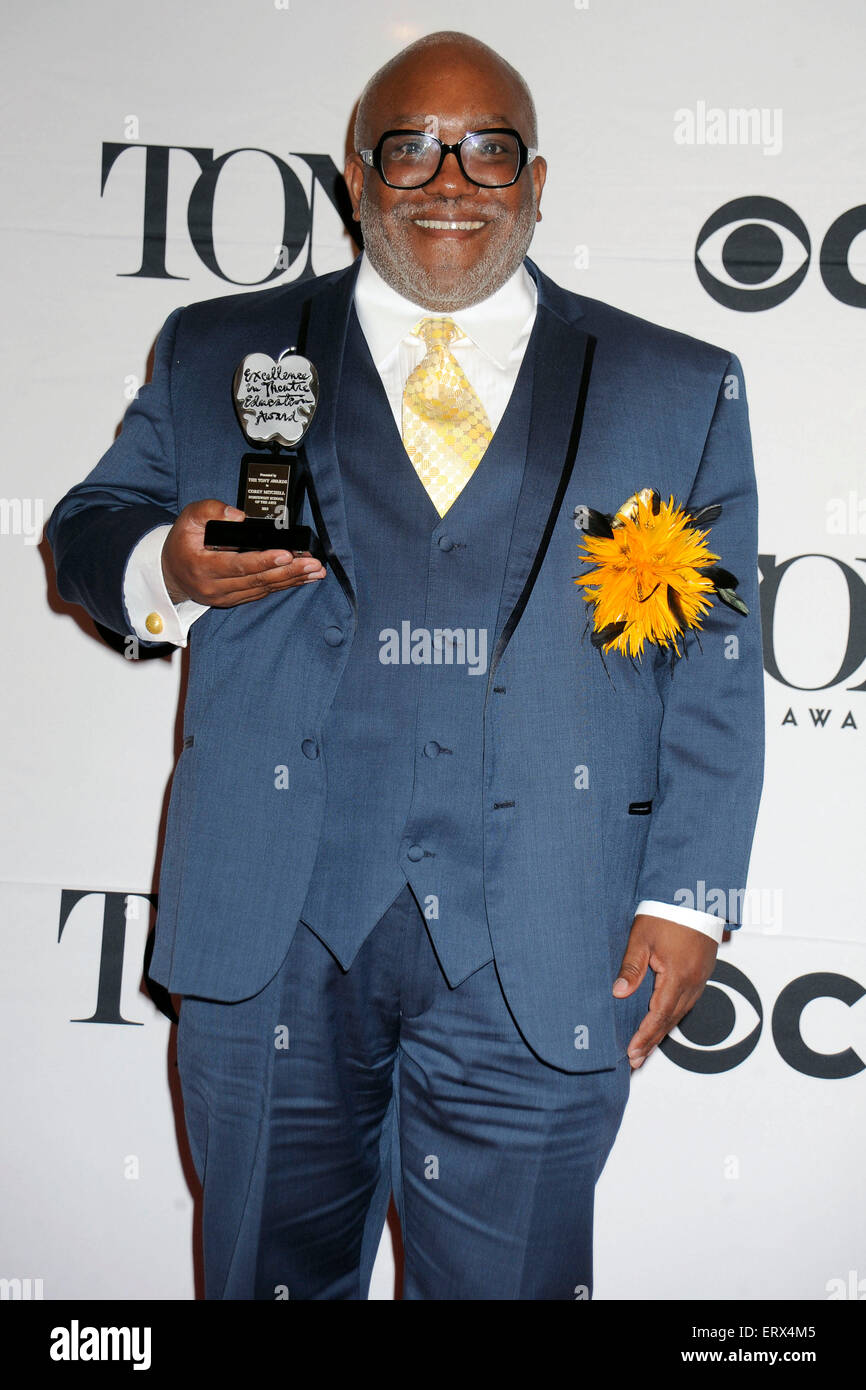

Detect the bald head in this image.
[354,31,537,151]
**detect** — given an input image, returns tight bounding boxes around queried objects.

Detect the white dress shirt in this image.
[122,252,725,943]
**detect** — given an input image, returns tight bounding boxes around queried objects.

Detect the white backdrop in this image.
[2,0,864,1301]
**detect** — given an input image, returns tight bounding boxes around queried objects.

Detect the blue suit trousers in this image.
[176,884,631,1300]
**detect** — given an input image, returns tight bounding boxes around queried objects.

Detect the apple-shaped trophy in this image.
[203,348,324,561]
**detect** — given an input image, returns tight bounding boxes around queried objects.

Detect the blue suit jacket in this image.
[46,256,765,1072]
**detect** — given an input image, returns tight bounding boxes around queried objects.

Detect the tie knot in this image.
[414,316,460,349]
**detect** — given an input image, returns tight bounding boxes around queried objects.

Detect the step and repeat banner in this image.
[2,0,864,1301]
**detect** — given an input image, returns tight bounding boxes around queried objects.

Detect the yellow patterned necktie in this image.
[401,316,493,516]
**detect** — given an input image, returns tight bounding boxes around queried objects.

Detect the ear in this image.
[531,155,547,223]
[344,154,365,220]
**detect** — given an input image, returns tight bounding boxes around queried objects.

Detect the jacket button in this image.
[323,626,344,646]
[437,534,454,551]
[407,844,424,862]
[301,738,319,759]
[423,740,441,758]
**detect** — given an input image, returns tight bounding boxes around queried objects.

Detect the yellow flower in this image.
[576,492,720,658]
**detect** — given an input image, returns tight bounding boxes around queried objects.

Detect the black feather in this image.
[637,580,661,604]
[715,587,749,617]
[591,620,627,650]
[581,507,615,539]
[598,646,617,689]
[666,584,688,632]
[701,564,739,589]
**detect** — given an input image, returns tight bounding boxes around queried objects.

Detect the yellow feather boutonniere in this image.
[575,487,749,672]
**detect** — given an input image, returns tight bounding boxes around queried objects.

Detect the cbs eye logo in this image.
[660,961,865,1077]
[695,196,866,310]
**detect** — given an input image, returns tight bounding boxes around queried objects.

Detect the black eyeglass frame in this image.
[358,127,539,190]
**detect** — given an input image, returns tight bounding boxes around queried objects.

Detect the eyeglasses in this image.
[358,128,538,190]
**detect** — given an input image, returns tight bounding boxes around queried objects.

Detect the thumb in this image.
[185,498,245,528]
[612,940,650,998]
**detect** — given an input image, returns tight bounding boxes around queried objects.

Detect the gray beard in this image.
[359,186,537,311]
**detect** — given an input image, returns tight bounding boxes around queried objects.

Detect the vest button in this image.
[323,626,344,646]
[407,844,425,862]
[437,534,454,551]
[301,738,319,759]
[423,741,441,758]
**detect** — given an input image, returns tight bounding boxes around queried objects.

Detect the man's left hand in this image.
[612,914,719,1070]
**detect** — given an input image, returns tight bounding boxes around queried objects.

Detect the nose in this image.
[423,148,476,198]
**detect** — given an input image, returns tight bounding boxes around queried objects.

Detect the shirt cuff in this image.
[634,899,725,944]
[123,524,209,648]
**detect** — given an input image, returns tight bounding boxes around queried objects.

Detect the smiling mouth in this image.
[411,218,487,231]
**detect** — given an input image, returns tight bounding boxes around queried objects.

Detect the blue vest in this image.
[300,309,534,984]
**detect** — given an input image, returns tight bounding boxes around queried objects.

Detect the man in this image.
[46,32,764,1300]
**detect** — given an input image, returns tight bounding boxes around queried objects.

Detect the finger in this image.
[206,557,327,605]
[221,560,325,591]
[626,982,692,1067]
[211,547,325,575]
[213,572,326,606]
[202,547,299,576]
[195,552,325,596]
[183,500,246,527]
[612,941,650,997]
[626,1013,675,1067]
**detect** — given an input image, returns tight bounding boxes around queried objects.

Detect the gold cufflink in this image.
[145,612,164,635]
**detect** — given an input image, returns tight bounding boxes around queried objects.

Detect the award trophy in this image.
[204,349,325,560]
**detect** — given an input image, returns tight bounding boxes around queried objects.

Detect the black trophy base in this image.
[204,518,325,561]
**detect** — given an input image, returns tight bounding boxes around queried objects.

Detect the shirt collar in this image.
[353,252,537,370]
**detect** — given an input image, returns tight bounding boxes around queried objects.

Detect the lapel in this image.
[294,255,596,663]
[296,257,363,616]
[485,258,595,689]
